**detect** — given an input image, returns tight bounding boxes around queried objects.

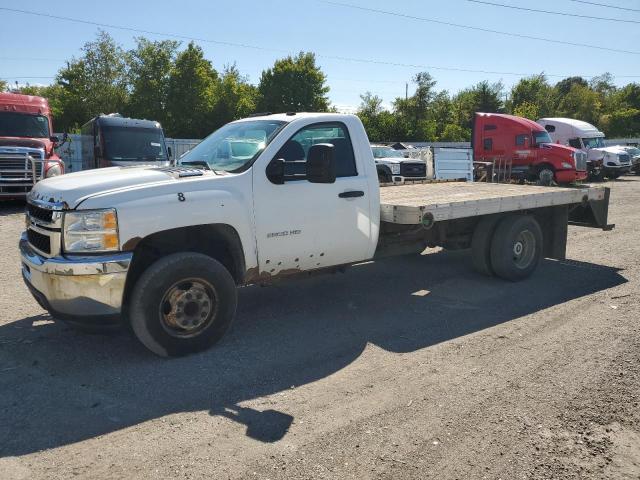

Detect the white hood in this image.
[28,165,213,208]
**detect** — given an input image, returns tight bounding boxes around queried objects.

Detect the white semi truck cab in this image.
[537,117,632,179]
[20,113,614,357]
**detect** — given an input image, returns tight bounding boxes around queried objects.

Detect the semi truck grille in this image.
[27,203,54,223]
[27,228,51,255]
[619,154,630,165]
[0,148,45,196]
[575,152,587,171]
[400,162,427,177]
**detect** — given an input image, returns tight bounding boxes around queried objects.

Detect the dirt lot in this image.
[1,178,639,480]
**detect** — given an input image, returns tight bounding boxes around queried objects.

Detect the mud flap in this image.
[568,187,615,231]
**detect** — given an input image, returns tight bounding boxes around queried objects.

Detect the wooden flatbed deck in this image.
[379,182,607,224]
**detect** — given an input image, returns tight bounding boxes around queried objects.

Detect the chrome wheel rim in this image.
[159,278,218,338]
[513,230,536,269]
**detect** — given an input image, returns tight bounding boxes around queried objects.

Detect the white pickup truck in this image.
[20,113,613,357]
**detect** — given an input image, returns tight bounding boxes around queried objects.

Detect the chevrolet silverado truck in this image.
[20,113,613,357]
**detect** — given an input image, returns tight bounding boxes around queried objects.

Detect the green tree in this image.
[257,52,329,112]
[127,37,180,127]
[166,42,218,138]
[556,83,602,125]
[555,76,588,97]
[56,30,129,131]
[509,74,552,118]
[0,80,7,92]
[211,65,258,128]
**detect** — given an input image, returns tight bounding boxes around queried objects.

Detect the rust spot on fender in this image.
[122,236,142,251]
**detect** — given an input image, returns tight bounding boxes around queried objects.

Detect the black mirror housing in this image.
[167,146,173,159]
[266,158,285,185]
[306,143,336,184]
[49,135,60,144]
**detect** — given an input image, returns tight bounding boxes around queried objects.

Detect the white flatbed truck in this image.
[20,113,612,356]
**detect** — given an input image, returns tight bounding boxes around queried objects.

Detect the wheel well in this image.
[536,162,555,172]
[123,224,246,309]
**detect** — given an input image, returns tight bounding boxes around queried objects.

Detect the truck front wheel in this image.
[129,252,238,357]
[490,215,543,281]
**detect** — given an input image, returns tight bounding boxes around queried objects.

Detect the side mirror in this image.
[49,135,60,144]
[306,143,336,184]
[266,158,285,185]
[167,146,172,159]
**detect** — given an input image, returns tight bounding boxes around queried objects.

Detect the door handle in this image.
[338,190,365,198]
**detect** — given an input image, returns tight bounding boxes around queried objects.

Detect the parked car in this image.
[371,144,426,183]
[473,113,587,184]
[619,146,640,175]
[81,114,171,170]
[536,118,631,179]
[0,92,65,198]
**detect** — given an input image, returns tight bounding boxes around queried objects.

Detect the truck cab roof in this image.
[0,92,51,116]
[537,118,605,138]
[87,114,163,130]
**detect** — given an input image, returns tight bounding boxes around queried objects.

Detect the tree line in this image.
[5,31,640,141]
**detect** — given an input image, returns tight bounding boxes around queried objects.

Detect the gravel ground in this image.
[1,178,639,479]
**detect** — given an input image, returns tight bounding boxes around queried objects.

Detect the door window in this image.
[568,138,582,149]
[515,134,527,146]
[483,138,493,151]
[275,122,357,178]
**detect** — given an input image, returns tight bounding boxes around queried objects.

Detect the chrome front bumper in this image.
[20,233,132,319]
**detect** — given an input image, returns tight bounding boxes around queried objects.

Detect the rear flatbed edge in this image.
[379,182,607,225]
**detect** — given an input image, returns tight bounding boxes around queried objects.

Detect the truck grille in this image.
[619,154,630,165]
[27,203,54,223]
[27,228,51,255]
[0,148,45,196]
[575,152,587,171]
[400,162,427,178]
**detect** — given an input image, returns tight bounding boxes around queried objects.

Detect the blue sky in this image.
[1,0,639,111]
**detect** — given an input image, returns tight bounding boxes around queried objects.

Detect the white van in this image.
[536,118,631,179]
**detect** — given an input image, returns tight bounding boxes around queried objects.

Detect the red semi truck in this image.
[473,113,588,184]
[0,92,65,198]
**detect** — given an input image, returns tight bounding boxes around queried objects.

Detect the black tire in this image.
[490,215,543,282]
[471,215,500,276]
[538,166,555,186]
[378,171,392,184]
[129,252,237,357]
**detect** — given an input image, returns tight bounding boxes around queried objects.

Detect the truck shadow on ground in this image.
[0,200,25,217]
[0,249,627,456]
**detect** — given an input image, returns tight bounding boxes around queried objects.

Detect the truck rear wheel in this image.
[490,215,543,282]
[129,252,237,357]
[471,215,500,276]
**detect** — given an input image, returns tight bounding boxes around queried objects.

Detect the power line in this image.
[0,7,639,82]
[564,0,640,13]
[319,1,640,55]
[464,0,640,23]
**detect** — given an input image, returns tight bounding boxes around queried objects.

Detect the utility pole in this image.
[405,82,408,100]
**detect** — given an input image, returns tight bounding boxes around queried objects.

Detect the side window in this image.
[544,125,556,133]
[483,138,493,151]
[275,122,357,179]
[568,138,582,149]
[515,134,527,146]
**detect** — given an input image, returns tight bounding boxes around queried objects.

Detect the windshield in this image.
[102,126,166,161]
[180,120,285,172]
[582,137,605,149]
[372,146,404,158]
[625,147,640,156]
[533,131,552,145]
[0,112,49,138]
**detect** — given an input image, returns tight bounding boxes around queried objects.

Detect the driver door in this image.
[252,121,373,277]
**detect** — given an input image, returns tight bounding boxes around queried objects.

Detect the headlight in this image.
[63,209,119,253]
[561,162,574,169]
[390,164,401,175]
[45,163,62,178]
